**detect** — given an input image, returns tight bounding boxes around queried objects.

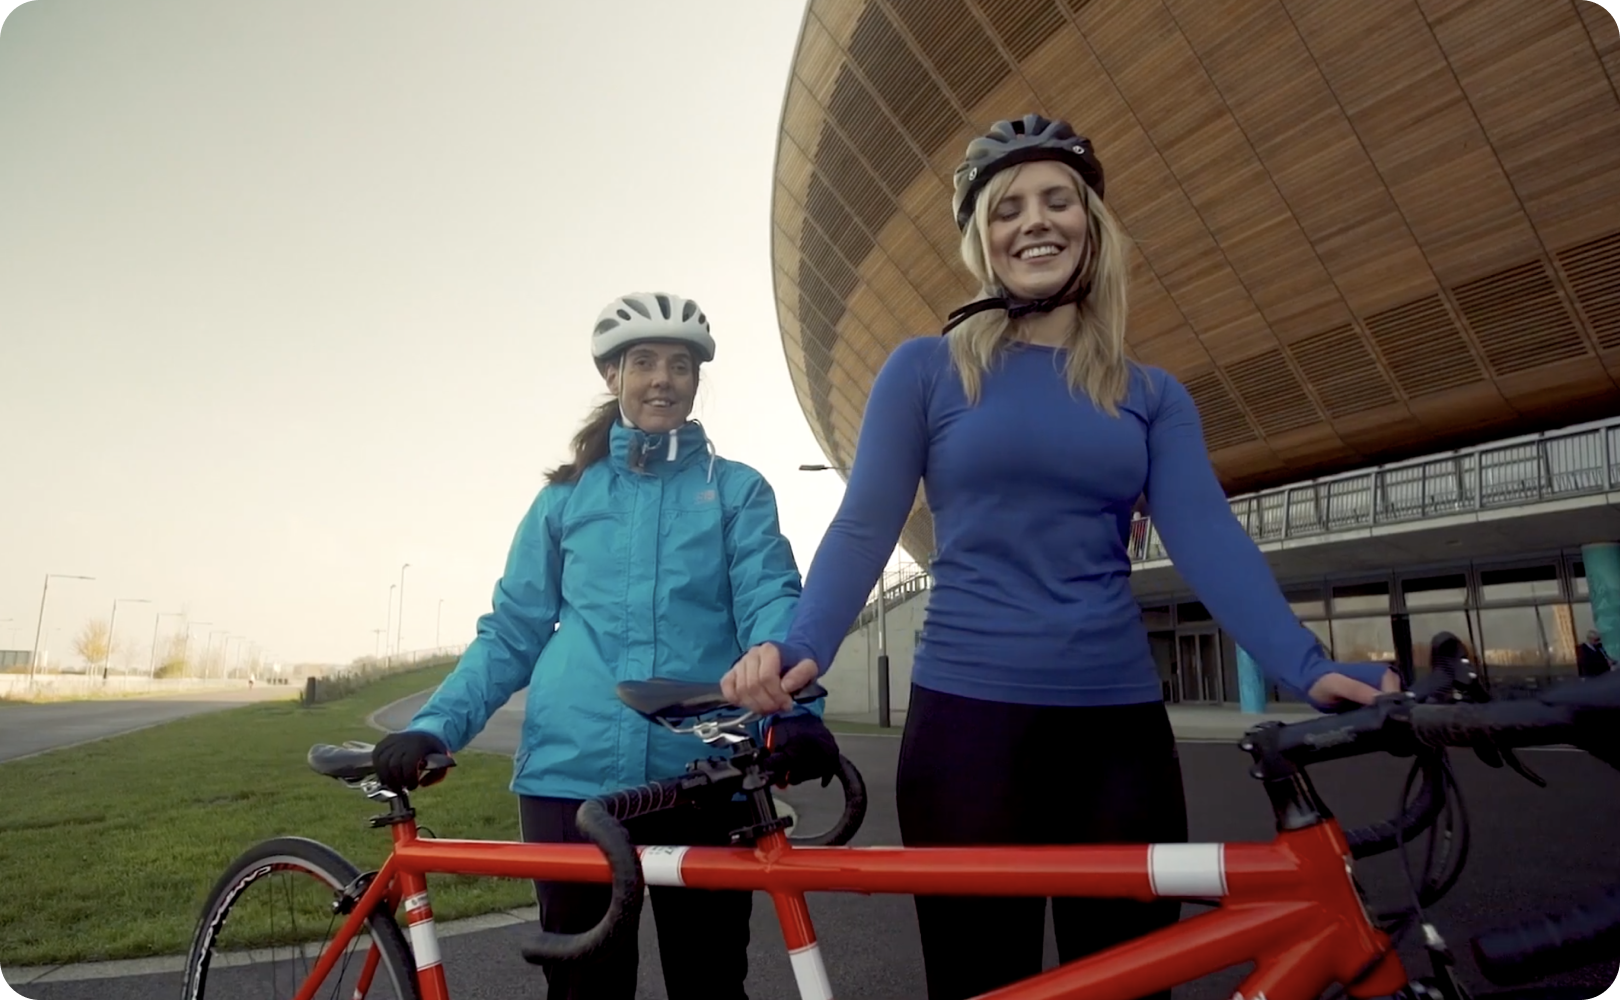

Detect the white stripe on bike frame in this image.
[1148,843,1227,897]
[408,918,443,970]
[789,943,834,1000]
[639,845,689,887]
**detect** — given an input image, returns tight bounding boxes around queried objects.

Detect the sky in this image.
[0,0,871,668]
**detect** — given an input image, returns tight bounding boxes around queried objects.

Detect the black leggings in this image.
[896,684,1190,1000]
[519,794,755,1000]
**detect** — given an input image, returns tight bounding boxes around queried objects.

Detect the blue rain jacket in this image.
[406,419,812,800]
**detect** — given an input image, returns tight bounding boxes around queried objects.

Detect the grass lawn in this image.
[0,662,536,968]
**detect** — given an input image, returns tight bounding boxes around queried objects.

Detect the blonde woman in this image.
[723,115,1398,999]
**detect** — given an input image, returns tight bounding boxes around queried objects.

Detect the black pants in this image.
[896,684,1190,1000]
[519,794,754,1000]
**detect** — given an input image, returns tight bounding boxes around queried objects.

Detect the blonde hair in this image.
[947,161,1133,414]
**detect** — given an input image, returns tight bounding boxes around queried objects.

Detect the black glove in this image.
[760,714,840,788]
[374,730,449,791]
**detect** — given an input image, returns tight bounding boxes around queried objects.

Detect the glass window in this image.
[1574,602,1595,644]
[1141,605,1173,631]
[1546,604,1581,668]
[1177,601,1212,623]
[1284,585,1326,619]
[1402,573,1468,609]
[1408,611,1477,672]
[1479,565,1560,603]
[1476,606,1585,692]
[1332,581,1390,615]
[1330,616,1395,664]
[1301,619,1332,656]
[1573,560,1588,598]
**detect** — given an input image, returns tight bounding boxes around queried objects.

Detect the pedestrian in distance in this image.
[722,115,1401,1000]
[373,291,841,1000]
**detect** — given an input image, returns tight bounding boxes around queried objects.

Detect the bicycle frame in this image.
[293,808,1410,1000]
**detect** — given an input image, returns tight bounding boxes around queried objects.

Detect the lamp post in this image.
[29,573,95,684]
[181,622,212,676]
[207,630,227,678]
[372,628,385,660]
[799,461,891,728]
[148,611,184,679]
[104,598,152,681]
[436,598,444,648]
[396,563,411,660]
[385,585,397,663]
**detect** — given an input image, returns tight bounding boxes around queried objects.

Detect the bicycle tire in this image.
[1470,987,1616,1000]
[181,835,421,1000]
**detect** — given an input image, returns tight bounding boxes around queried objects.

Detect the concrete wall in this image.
[819,587,932,725]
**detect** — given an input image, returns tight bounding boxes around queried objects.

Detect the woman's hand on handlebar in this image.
[723,642,818,715]
[1307,662,1402,711]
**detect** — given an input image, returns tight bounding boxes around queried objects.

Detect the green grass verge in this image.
[0,661,536,968]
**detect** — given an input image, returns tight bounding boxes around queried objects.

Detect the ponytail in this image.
[545,397,620,485]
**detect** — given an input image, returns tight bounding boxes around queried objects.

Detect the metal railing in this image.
[843,417,1620,632]
[1129,417,1620,563]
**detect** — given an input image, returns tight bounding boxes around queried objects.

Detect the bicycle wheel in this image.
[182,836,420,1000]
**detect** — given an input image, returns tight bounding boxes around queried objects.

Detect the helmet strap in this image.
[941,195,1098,337]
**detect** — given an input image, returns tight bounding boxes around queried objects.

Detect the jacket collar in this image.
[609,419,715,479]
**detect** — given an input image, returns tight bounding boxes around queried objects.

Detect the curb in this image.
[1,907,544,988]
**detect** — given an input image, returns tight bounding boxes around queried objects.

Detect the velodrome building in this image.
[770,0,1620,716]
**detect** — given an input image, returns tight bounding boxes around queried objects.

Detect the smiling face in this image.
[984,160,1091,301]
[604,341,698,434]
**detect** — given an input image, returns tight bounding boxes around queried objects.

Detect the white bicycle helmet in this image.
[591,292,716,370]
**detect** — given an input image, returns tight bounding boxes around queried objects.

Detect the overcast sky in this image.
[0,0,872,668]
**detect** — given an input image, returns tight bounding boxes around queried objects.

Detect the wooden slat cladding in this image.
[772,0,1620,563]
[1287,325,1401,418]
[973,0,1066,61]
[1224,350,1324,436]
[885,0,1007,113]
[1183,372,1260,450]
[1557,231,1620,352]
[1362,296,1484,397]
[1450,261,1589,375]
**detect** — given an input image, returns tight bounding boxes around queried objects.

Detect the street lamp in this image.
[436,598,444,648]
[104,598,152,681]
[207,630,227,678]
[148,611,185,679]
[183,622,212,675]
[800,462,890,728]
[385,585,397,661]
[396,563,411,660]
[29,573,95,683]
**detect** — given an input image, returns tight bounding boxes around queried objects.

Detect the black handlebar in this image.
[520,750,870,964]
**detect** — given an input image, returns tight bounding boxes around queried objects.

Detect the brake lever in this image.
[1499,746,1547,788]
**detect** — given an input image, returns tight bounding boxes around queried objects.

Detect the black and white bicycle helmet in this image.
[591,292,716,370]
[952,114,1105,232]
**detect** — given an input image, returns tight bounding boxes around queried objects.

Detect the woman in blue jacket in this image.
[374,291,837,1000]
[723,117,1400,1000]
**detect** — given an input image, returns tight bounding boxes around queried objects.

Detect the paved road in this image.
[0,687,299,763]
[10,705,1618,1000]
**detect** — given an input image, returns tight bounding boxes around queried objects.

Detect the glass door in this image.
[1176,630,1225,703]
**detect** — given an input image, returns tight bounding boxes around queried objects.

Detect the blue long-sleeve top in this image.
[775,336,1384,708]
